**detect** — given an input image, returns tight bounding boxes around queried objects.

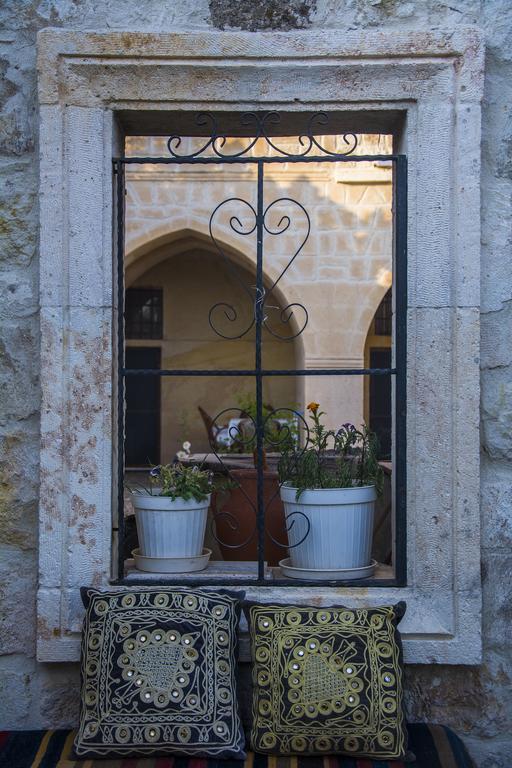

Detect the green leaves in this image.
[277,407,383,498]
[152,463,213,502]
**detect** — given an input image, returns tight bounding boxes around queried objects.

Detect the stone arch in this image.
[124,228,305,460]
[125,226,306,367]
[126,211,285,286]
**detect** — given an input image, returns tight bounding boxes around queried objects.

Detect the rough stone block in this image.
[37,664,80,729]
[482,552,512,653]
[405,652,512,742]
[0,423,38,553]
[481,462,512,550]
[481,367,512,460]
[481,300,512,370]
[0,316,39,425]
[0,158,37,268]
[0,548,36,656]
[0,663,32,728]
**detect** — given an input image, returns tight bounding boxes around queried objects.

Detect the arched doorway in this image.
[124,235,301,466]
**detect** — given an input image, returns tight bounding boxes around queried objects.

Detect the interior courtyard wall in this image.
[127,249,298,459]
[125,136,392,436]
[0,3,510,767]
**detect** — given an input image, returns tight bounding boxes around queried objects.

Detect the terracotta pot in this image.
[214,469,288,566]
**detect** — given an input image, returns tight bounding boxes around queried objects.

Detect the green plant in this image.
[234,391,298,453]
[236,391,275,422]
[278,402,383,498]
[129,461,213,502]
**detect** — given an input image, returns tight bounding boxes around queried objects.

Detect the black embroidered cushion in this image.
[245,601,410,760]
[75,588,246,758]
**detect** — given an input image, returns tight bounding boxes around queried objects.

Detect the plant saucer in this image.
[132,547,211,574]
[279,557,376,581]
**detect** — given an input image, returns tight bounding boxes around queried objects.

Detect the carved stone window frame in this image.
[36,28,483,663]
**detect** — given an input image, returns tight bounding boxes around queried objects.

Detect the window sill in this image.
[121,558,396,587]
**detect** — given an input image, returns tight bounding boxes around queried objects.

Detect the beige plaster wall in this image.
[128,249,297,459]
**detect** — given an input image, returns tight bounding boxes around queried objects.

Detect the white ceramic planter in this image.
[131,493,210,558]
[280,484,376,570]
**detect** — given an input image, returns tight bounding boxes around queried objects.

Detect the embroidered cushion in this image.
[75,587,246,758]
[245,601,410,760]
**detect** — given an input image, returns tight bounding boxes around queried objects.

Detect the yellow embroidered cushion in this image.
[245,601,410,760]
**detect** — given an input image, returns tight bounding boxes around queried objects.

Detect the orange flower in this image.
[307,402,320,413]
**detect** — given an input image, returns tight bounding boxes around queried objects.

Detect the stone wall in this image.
[0,2,510,767]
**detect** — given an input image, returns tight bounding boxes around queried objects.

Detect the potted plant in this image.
[278,402,383,573]
[129,460,214,568]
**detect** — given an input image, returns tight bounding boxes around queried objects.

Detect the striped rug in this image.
[0,724,474,768]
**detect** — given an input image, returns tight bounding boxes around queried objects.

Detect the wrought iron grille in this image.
[114,111,407,587]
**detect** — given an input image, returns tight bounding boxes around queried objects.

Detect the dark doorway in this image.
[369,348,392,459]
[125,347,161,467]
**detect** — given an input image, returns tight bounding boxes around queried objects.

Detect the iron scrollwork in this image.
[207,407,312,553]
[207,195,311,342]
[171,111,353,343]
[262,198,310,341]
[167,110,359,160]
[208,198,257,340]
[261,408,312,551]
[178,112,328,559]
[207,409,258,550]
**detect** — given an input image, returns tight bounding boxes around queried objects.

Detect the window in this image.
[37,29,483,664]
[125,287,163,339]
[116,112,407,587]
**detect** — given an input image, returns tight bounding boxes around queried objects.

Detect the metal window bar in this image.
[113,112,407,587]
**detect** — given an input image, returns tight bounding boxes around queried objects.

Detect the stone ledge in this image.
[37,28,484,106]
